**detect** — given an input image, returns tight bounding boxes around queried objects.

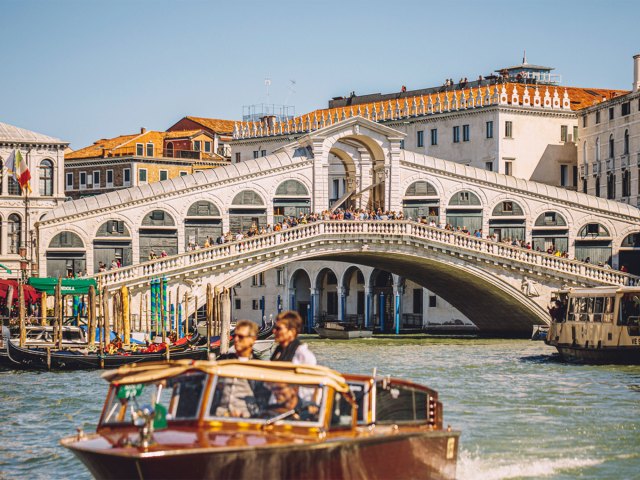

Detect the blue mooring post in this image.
[178,303,183,338]
[395,293,400,335]
[380,292,385,333]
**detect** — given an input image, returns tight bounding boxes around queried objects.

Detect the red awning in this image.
[0,279,41,304]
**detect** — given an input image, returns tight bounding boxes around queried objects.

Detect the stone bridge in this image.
[36,117,640,336]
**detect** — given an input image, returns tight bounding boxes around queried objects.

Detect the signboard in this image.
[28,277,98,295]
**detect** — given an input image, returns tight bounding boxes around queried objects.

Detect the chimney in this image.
[141,127,147,134]
[633,54,640,92]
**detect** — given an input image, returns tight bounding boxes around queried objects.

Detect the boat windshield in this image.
[208,376,324,425]
[102,371,207,425]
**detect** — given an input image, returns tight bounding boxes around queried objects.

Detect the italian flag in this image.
[5,149,32,193]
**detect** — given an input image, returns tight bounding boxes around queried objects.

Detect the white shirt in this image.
[291,343,316,365]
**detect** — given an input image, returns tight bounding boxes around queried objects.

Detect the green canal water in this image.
[1,338,639,479]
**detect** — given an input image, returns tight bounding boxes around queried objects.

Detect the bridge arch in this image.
[314,267,339,321]
[339,265,366,321]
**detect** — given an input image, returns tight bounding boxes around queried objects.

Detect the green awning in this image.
[28,277,98,295]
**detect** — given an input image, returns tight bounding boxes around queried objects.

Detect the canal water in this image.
[1,338,639,479]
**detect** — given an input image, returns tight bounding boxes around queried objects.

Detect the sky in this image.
[2,0,640,149]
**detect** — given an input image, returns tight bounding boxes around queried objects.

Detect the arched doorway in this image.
[273,180,310,223]
[315,268,338,322]
[289,269,311,325]
[341,266,365,324]
[185,200,222,248]
[46,231,86,277]
[93,220,133,272]
[446,190,483,232]
[403,181,439,222]
[489,200,526,242]
[574,223,612,265]
[532,211,568,253]
[139,210,178,260]
[619,233,640,274]
[229,190,266,233]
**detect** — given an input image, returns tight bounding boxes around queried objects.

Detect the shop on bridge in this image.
[574,223,612,265]
[185,200,223,248]
[93,220,132,272]
[446,190,483,231]
[619,232,640,274]
[489,200,526,242]
[229,190,267,233]
[532,211,568,253]
[139,210,178,261]
[273,180,310,224]
[402,181,439,223]
[46,231,86,278]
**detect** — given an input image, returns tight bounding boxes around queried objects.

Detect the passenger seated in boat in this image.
[266,383,320,422]
[213,376,258,418]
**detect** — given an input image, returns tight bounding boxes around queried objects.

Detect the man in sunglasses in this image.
[270,310,316,365]
[218,319,258,360]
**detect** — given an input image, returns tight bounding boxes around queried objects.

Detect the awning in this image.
[0,279,41,304]
[28,277,98,295]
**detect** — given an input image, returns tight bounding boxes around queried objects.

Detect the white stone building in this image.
[0,122,68,279]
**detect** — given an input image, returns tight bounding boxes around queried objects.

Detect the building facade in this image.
[0,122,68,279]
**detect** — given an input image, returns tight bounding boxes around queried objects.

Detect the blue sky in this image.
[2,0,639,149]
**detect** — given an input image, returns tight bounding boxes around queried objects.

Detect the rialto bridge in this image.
[37,117,640,336]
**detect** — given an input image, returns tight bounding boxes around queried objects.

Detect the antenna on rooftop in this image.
[523,50,527,65]
[284,79,296,106]
[264,75,272,102]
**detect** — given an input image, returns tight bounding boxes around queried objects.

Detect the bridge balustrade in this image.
[94,220,639,289]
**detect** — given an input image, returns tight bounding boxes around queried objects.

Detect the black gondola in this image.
[6,339,209,371]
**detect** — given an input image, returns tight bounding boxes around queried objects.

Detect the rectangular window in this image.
[106,170,114,187]
[504,160,513,176]
[159,170,168,181]
[123,168,131,186]
[609,107,614,120]
[66,172,73,189]
[139,168,147,183]
[417,130,424,147]
[583,115,587,127]
[560,165,568,186]
[234,298,241,310]
[400,140,405,149]
[413,289,423,314]
[452,126,460,143]
[93,171,100,187]
[622,102,631,116]
[261,149,267,157]
[136,143,143,156]
[146,143,154,157]
[486,121,493,139]
[204,141,212,153]
[573,126,578,142]
[79,172,87,189]
[235,152,241,163]
[573,165,578,187]
[505,121,513,138]
[179,170,188,176]
[252,300,260,310]
[430,128,438,145]
[252,273,264,287]
[485,161,493,171]
[253,150,259,159]
[429,295,437,308]
[86,171,93,187]
[193,140,201,151]
[277,268,285,286]
[595,111,601,124]
[561,125,568,142]
[462,124,470,142]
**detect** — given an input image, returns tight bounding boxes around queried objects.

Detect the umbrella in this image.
[0,279,41,304]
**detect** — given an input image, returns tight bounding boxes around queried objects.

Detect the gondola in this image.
[6,339,209,371]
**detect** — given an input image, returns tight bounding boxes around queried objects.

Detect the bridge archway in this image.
[619,232,640,274]
[230,190,266,232]
[314,267,339,322]
[140,209,177,260]
[489,200,526,243]
[339,266,365,322]
[532,211,568,253]
[289,268,311,323]
[46,231,85,277]
[185,200,222,249]
[273,180,310,224]
[575,222,612,265]
[403,181,440,223]
[93,219,132,272]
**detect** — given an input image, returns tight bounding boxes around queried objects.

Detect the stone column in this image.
[387,138,403,212]
[357,148,372,209]
[311,140,329,212]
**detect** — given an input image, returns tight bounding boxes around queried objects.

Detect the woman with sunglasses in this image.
[270,310,316,365]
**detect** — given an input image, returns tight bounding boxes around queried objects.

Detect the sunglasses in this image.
[234,333,255,340]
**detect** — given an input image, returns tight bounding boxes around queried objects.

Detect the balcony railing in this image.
[621,154,629,169]
[592,161,600,175]
[606,158,614,171]
[580,164,588,177]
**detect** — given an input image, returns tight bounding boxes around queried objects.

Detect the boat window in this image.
[330,392,354,429]
[603,297,615,323]
[375,382,428,424]
[102,372,207,425]
[347,382,368,423]
[619,293,640,326]
[207,377,324,425]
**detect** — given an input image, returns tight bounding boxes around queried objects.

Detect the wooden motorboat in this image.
[6,338,209,370]
[545,286,640,364]
[61,359,460,479]
[315,321,373,339]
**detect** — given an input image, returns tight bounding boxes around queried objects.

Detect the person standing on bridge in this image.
[270,310,316,365]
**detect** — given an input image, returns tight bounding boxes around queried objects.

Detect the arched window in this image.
[141,210,175,227]
[47,231,86,277]
[405,181,438,197]
[578,223,610,238]
[623,170,631,198]
[166,142,174,158]
[595,137,601,162]
[8,214,22,254]
[232,190,264,205]
[49,231,84,248]
[39,159,54,196]
[275,180,309,196]
[607,174,616,200]
[576,223,612,265]
[595,176,600,197]
[491,201,524,216]
[609,134,614,159]
[448,190,481,206]
[624,130,629,155]
[274,181,310,223]
[534,211,567,227]
[185,201,222,248]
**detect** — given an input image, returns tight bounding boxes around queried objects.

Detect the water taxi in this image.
[61,359,460,479]
[545,286,640,364]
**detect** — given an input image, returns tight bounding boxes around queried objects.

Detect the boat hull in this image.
[7,340,209,370]
[315,327,373,339]
[550,343,640,364]
[65,429,459,480]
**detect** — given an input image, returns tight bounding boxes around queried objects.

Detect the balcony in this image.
[579,164,588,177]
[592,161,600,175]
[620,154,629,169]
[606,157,614,171]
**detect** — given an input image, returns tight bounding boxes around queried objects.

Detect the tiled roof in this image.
[0,121,67,144]
[164,129,206,139]
[65,131,163,159]
[182,117,236,134]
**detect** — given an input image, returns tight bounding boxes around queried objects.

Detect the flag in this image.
[5,149,31,193]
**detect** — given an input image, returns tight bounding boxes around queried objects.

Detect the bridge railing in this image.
[94,220,639,288]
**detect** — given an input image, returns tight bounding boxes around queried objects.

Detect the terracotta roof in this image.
[164,129,210,139]
[181,117,236,135]
[66,131,168,160]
